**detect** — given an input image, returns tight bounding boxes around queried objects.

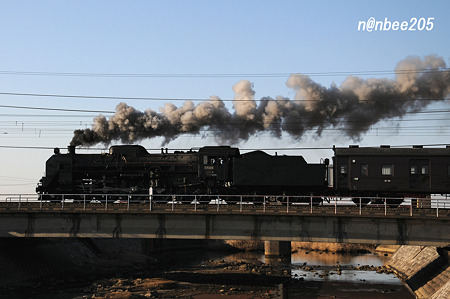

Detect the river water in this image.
[215,249,415,298]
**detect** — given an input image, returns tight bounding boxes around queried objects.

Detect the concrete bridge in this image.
[0,201,448,248]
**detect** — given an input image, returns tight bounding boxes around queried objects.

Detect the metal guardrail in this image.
[1,193,449,218]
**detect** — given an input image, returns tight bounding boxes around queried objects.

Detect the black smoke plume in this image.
[71,55,450,146]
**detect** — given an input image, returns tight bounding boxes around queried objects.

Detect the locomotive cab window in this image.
[382,165,393,176]
[203,156,217,165]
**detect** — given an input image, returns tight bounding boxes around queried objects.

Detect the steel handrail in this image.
[0,193,449,217]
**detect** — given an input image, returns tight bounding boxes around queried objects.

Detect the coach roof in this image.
[333,146,450,156]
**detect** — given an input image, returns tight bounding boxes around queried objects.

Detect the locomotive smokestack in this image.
[68,145,76,154]
[70,55,450,146]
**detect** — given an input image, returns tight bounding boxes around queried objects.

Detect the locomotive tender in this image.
[36,144,450,203]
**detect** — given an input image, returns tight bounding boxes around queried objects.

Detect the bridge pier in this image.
[264,241,291,262]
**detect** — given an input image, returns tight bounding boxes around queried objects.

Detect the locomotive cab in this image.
[198,146,240,191]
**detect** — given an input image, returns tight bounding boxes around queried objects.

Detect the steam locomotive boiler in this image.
[37,145,201,199]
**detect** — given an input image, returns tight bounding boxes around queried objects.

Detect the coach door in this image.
[409,159,430,191]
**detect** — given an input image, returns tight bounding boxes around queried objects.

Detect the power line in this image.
[0,114,104,118]
[1,134,449,141]
[0,91,449,103]
[0,144,449,152]
[1,116,449,136]
[1,109,450,119]
[0,100,449,116]
[0,92,172,102]
[0,68,448,78]
[0,175,36,182]
[2,121,449,131]
[0,145,58,149]
[0,104,114,113]
[0,183,37,186]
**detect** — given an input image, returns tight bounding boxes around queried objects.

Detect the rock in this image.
[145,291,159,297]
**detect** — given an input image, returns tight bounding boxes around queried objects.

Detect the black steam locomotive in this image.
[36,144,450,204]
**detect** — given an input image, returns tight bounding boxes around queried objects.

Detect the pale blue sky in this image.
[0,0,449,193]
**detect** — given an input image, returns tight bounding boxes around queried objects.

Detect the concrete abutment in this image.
[387,245,450,298]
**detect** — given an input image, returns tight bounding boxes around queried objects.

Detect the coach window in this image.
[421,165,429,175]
[410,165,417,175]
[361,164,368,176]
[382,165,393,176]
[448,165,450,176]
[340,165,347,175]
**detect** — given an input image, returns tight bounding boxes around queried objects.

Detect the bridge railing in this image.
[0,193,449,217]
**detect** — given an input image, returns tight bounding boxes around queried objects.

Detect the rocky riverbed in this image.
[0,239,416,298]
[3,253,414,298]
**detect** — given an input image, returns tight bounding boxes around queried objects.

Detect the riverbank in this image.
[387,245,450,298]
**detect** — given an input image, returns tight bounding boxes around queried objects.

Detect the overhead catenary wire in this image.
[1,112,449,136]
[2,123,450,132]
[0,144,449,152]
[1,109,450,119]
[0,175,36,182]
[0,104,114,114]
[0,92,449,103]
[0,100,449,116]
[1,118,450,125]
[0,68,448,78]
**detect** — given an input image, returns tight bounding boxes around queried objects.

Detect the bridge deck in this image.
[0,201,449,218]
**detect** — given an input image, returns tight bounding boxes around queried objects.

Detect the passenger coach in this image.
[333,145,450,198]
